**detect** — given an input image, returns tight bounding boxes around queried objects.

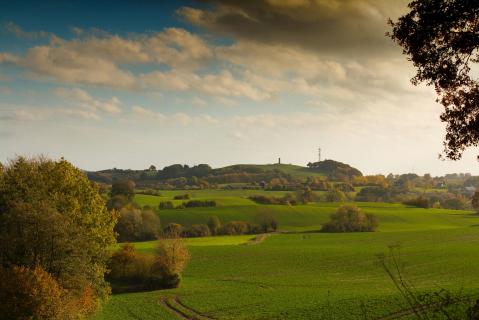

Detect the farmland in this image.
[94,191,479,319]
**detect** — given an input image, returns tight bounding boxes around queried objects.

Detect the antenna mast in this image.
[318,147,321,162]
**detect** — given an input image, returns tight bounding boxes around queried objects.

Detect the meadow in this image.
[94,190,479,319]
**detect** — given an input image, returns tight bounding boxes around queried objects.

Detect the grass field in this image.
[93,191,479,319]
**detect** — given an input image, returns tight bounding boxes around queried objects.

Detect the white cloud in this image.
[131,105,166,120]
[53,87,122,116]
[140,69,272,101]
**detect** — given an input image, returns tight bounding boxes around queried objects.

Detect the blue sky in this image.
[1,0,478,175]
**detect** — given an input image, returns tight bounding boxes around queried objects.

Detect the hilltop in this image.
[86,160,363,186]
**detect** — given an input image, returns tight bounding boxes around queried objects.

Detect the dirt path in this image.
[243,233,273,245]
[159,296,215,320]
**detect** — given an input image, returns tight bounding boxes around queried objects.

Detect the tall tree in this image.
[389,1,479,159]
[0,157,117,316]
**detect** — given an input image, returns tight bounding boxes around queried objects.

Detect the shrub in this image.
[108,243,184,291]
[159,201,174,210]
[443,195,468,210]
[108,244,154,280]
[249,194,297,205]
[325,189,347,202]
[163,223,183,238]
[183,200,216,208]
[0,265,64,320]
[183,224,211,237]
[321,205,378,232]
[403,196,430,208]
[173,194,190,200]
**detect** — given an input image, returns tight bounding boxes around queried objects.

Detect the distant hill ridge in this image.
[86,160,362,185]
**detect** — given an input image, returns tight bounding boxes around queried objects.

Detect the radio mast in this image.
[318,147,321,162]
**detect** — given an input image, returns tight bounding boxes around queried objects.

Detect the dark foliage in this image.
[389,1,479,160]
[321,205,378,233]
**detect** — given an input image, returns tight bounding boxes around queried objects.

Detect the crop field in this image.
[94,192,479,319]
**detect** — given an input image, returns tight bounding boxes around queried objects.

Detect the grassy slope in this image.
[94,192,479,320]
[221,163,327,179]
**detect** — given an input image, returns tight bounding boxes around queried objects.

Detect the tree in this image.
[296,187,315,204]
[151,239,190,288]
[207,216,222,235]
[111,179,136,201]
[140,209,161,240]
[115,207,142,242]
[0,157,117,316]
[0,265,64,320]
[163,223,183,238]
[472,191,479,213]
[389,1,479,160]
[115,207,161,242]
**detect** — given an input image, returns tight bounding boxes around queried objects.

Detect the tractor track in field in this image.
[375,295,475,320]
[159,296,216,320]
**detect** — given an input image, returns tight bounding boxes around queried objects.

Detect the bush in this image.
[321,205,378,232]
[108,242,187,291]
[443,195,468,210]
[159,201,174,210]
[249,194,297,205]
[173,194,190,200]
[325,189,347,202]
[403,196,430,208]
[108,244,154,280]
[0,265,64,320]
[183,224,211,237]
[183,200,216,208]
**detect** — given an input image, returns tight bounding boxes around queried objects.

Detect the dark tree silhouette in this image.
[388,1,479,160]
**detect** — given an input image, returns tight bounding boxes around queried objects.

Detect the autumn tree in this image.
[0,265,64,320]
[389,1,479,159]
[0,157,117,317]
[151,239,190,288]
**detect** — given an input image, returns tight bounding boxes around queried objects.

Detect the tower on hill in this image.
[318,147,322,162]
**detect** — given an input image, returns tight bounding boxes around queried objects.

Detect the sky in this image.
[0,0,478,176]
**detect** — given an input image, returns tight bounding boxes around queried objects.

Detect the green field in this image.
[94,191,479,319]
